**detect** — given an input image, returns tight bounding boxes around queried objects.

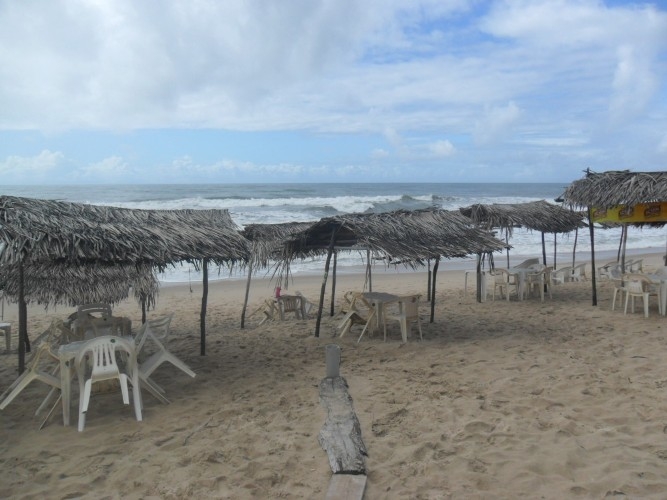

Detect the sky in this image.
[0,0,666,185]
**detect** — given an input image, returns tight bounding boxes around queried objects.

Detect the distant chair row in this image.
[598,258,643,279]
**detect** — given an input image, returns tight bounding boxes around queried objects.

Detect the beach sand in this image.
[2,254,667,499]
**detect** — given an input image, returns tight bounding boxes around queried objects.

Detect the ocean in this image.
[2,183,665,282]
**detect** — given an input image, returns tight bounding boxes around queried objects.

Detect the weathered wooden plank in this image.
[324,474,367,500]
[318,376,367,474]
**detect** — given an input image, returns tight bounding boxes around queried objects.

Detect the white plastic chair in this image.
[77,303,112,319]
[490,269,519,301]
[623,273,661,318]
[598,260,619,280]
[628,259,644,273]
[609,265,626,311]
[277,295,305,320]
[134,314,195,392]
[383,295,423,342]
[0,322,10,353]
[525,267,552,302]
[571,263,587,281]
[76,335,142,432]
[0,341,61,411]
[0,319,73,413]
[551,266,572,285]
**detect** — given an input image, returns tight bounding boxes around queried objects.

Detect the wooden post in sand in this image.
[430,255,439,323]
[200,258,209,356]
[588,207,597,306]
[315,229,337,338]
[426,259,431,301]
[330,251,337,317]
[17,261,27,374]
[475,253,482,303]
[241,256,253,329]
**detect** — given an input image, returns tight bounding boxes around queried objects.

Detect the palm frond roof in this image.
[459,200,585,235]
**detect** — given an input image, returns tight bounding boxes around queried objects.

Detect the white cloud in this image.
[0,1,665,183]
[0,150,63,175]
[371,148,390,159]
[474,101,521,145]
[609,44,659,123]
[78,156,130,179]
[428,139,455,157]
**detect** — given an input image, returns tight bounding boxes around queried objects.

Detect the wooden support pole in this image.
[330,251,337,317]
[426,259,431,302]
[430,255,439,323]
[241,257,254,329]
[315,229,337,338]
[200,258,209,356]
[18,261,27,374]
[588,207,597,306]
[141,296,147,324]
[365,249,372,292]
[475,253,482,303]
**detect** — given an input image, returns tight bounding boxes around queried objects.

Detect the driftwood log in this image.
[318,376,367,474]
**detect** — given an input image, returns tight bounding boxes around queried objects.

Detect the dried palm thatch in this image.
[559,170,667,308]
[280,208,507,337]
[242,221,314,270]
[282,208,506,266]
[239,221,314,328]
[0,195,249,266]
[0,195,250,372]
[0,262,159,309]
[561,170,667,209]
[459,200,585,236]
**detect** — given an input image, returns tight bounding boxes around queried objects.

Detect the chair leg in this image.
[0,372,37,410]
[119,374,130,405]
[644,294,649,318]
[78,379,92,432]
[131,372,143,422]
[612,288,619,311]
[400,318,408,343]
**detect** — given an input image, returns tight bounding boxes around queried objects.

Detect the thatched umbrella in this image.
[460,200,586,267]
[0,262,159,310]
[561,169,667,305]
[0,195,249,371]
[239,221,314,328]
[281,208,506,337]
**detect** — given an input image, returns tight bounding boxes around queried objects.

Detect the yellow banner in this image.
[591,202,667,223]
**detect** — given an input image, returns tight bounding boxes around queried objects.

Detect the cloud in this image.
[609,44,659,123]
[371,148,390,159]
[474,101,521,145]
[0,150,63,176]
[428,139,455,157]
[0,1,665,183]
[78,156,130,179]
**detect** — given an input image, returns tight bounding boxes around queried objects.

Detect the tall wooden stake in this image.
[330,250,337,316]
[430,256,440,323]
[200,258,209,356]
[18,261,27,374]
[315,229,337,337]
[588,207,597,306]
[241,257,254,329]
[426,259,431,301]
